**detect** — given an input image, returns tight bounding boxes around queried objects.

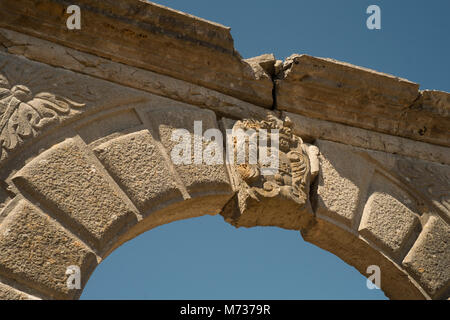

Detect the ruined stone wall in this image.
[0,0,448,299]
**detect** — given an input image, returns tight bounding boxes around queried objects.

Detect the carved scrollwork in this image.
[0,73,85,160]
[231,115,318,209]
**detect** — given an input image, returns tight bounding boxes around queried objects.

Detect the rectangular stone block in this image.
[315,140,373,228]
[93,130,184,214]
[277,54,419,110]
[12,138,139,251]
[144,104,232,198]
[0,199,97,299]
[403,216,450,299]
[275,55,449,146]
[359,186,420,258]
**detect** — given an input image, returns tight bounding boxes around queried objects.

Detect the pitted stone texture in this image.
[359,191,420,256]
[0,200,97,299]
[12,138,138,250]
[93,130,183,213]
[144,104,231,197]
[315,140,373,227]
[0,282,36,300]
[403,216,450,298]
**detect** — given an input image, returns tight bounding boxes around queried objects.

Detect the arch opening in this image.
[81,214,388,300]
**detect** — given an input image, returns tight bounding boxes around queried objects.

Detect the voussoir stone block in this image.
[12,138,139,251]
[315,140,373,227]
[0,200,97,299]
[359,191,420,257]
[144,104,232,197]
[93,130,184,214]
[403,216,450,299]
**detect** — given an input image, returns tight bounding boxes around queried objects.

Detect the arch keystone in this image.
[221,115,319,230]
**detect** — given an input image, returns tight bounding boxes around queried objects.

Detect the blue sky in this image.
[81,0,449,299]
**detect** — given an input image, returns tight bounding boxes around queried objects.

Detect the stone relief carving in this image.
[224,114,319,229]
[0,73,85,160]
[232,115,318,206]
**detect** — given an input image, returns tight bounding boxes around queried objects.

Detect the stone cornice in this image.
[0,0,448,149]
[276,54,450,147]
[0,0,274,108]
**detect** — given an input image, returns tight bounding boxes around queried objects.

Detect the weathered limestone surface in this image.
[359,191,420,257]
[0,285,30,300]
[93,130,183,213]
[12,138,140,252]
[143,104,232,198]
[310,139,449,299]
[0,28,275,123]
[0,0,273,108]
[0,0,448,301]
[314,140,373,228]
[276,54,450,147]
[403,216,450,299]
[284,111,450,166]
[0,199,97,299]
[0,281,38,300]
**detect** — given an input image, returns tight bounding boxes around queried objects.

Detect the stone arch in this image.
[0,63,447,299]
[0,0,448,301]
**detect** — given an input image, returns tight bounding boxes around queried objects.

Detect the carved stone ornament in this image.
[0,73,85,160]
[224,114,320,229]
